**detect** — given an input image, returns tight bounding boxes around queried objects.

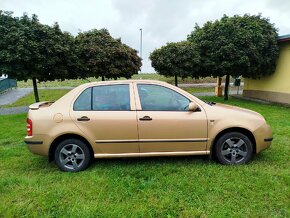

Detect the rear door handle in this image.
[139,116,152,121]
[77,116,90,121]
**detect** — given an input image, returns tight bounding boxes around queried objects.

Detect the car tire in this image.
[215,132,253,165]
[54,139,91,172]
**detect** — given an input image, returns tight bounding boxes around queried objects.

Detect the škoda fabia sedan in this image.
[25,80,273,172]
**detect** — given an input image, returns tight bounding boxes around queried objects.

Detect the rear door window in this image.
[74,85,131,111]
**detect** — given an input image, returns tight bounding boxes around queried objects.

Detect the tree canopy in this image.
[75,29,141,81]
[0,11,141,102]
[0,11,77,101]
[188,14,279,99]
[149,41,201,86]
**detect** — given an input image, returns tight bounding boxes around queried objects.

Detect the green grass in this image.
[17,74,235,88]
[183,86,215,93]
[0,97,289,217]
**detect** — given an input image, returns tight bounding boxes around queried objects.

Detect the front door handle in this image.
[139,116,152,121]
[77,116,90,121]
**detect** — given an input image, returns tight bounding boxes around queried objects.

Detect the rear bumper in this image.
[25,140,43,145]
[253,123,273,153]
[24,135,50,156]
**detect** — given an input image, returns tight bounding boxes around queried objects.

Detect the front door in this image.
[70,84,139,155]
[135,84,207,153]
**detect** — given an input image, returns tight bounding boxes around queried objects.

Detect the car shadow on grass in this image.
[89,155,213,168]
[31,152,273,173]
[20,154,211,173]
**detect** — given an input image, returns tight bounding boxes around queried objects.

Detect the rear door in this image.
[70,83,139,155]
[134,83,208,153]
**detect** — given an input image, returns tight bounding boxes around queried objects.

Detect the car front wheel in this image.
[215,132,253,165]
[55,139,91,172]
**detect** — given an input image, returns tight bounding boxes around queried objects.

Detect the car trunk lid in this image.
[29,101,54,110]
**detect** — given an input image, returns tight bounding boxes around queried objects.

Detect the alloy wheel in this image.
[220,137,248,164]
[59,144,85,170]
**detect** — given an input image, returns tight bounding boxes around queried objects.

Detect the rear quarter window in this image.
[73,88,92,111]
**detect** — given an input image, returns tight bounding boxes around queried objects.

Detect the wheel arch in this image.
[48,133,94,162]
[210,127,257,158]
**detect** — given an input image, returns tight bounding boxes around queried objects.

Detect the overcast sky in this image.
[1,0,290,72]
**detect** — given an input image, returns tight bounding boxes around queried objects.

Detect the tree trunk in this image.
[224,74,230,101]
[174,74,178,87]
[32,77,39,102]
[101,75,105,81]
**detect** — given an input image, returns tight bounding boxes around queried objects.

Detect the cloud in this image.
[1,0,290,73]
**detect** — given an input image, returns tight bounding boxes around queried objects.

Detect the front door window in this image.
[137,84,190,111]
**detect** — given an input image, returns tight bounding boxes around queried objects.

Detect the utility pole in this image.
[140,28,142,73]
[140,28,143,59]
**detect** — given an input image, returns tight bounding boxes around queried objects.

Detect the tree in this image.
[149,41,201,86]
[110,42,142,79]
[188,14,279,100]
[75,29,141,81]
[0,11,77,102]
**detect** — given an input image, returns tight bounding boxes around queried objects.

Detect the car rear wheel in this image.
[55,139,91,172]
[215,132,253,165]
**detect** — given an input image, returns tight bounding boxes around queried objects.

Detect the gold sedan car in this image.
[25,80,273,172]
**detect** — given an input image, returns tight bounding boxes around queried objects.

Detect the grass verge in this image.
[17,74,235,88]
[0,97,289,217]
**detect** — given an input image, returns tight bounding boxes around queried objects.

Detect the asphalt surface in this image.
[178,82,244,88]
[0,88,33,106]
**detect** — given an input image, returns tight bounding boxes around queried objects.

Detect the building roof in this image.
[278,34,290,42]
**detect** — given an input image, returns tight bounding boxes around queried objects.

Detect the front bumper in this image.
[253,123,273,153]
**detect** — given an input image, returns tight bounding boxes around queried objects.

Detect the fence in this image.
[0,78,17,93]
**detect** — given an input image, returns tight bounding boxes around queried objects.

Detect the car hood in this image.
[209,103,265,121]
[216,103,261,115]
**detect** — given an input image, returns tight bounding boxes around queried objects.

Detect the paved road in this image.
[178,82,244,88]
[193,90,242,97]
[0,88,33,106]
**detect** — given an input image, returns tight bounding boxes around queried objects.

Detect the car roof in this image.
[84,79,168,86]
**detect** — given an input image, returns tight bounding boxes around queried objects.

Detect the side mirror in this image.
[188,102,198,111]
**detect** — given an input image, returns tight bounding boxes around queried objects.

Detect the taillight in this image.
[27,118,32,136]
